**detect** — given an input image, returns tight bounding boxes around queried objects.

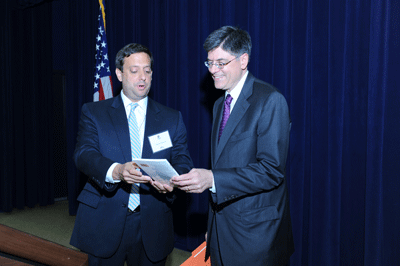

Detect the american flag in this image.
[93,5,113,101]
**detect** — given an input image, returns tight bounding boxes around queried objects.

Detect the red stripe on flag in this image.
[93,4,113,102]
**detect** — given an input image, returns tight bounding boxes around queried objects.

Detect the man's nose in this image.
[209,64,220,74]
[139,71,146,80]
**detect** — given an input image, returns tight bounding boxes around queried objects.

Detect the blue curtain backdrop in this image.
[1,1,55,210]
[1,0,399,265]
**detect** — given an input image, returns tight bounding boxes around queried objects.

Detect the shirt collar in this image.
[121,92,148,115]
[226,70,248,100]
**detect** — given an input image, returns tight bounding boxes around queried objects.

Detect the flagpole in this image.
[93,0,113,102]
[99,0,106,30]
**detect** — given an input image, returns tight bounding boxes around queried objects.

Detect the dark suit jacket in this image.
[70,94,193,262]
[208,73,294,266]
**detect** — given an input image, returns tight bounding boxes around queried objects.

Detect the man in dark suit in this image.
[171,26,294,266]
[70,43,193,266]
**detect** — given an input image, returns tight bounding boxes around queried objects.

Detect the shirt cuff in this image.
[106,163,120,183]
[209,176,216,193]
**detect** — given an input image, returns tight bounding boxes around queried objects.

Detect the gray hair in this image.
[203,26,252,59]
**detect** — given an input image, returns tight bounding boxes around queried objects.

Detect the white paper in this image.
[132,158,178,185]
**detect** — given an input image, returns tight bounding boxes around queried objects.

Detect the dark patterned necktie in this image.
[218,94,233,141]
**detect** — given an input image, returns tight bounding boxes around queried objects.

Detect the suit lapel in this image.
[141,98,161,159]
[211,97,223,166]
[109,94,131,162]
[213,73,254,167]
[108,96,160,162]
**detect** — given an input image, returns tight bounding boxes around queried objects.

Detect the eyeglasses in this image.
[204,56,240,69]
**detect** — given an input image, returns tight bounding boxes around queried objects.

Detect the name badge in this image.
[148,130,173,153]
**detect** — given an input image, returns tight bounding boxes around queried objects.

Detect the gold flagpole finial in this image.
[99,0,106,30]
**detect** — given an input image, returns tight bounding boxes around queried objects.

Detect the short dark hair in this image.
[115,43,153,71]
[203,26,252,59]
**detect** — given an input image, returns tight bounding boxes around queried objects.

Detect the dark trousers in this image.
[88,211,166,266]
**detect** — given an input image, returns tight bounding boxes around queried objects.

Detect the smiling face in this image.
[207,46,249,93]
[116,52,152,102]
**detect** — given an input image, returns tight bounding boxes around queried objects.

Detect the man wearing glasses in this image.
[171,26,294,266]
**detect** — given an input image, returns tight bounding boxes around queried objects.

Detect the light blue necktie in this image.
[128,103,140,211]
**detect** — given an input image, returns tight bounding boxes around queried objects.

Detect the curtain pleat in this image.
[1,0,399,263]
[1,1,54,212]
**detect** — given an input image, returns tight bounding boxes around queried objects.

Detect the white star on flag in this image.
[93,6,113,102]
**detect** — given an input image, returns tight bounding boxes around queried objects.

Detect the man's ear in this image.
[240,53,249,70]
[115,68,123,82]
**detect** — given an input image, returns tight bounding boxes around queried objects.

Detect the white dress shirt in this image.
[105,93,148,183]
[210,71,249,192]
